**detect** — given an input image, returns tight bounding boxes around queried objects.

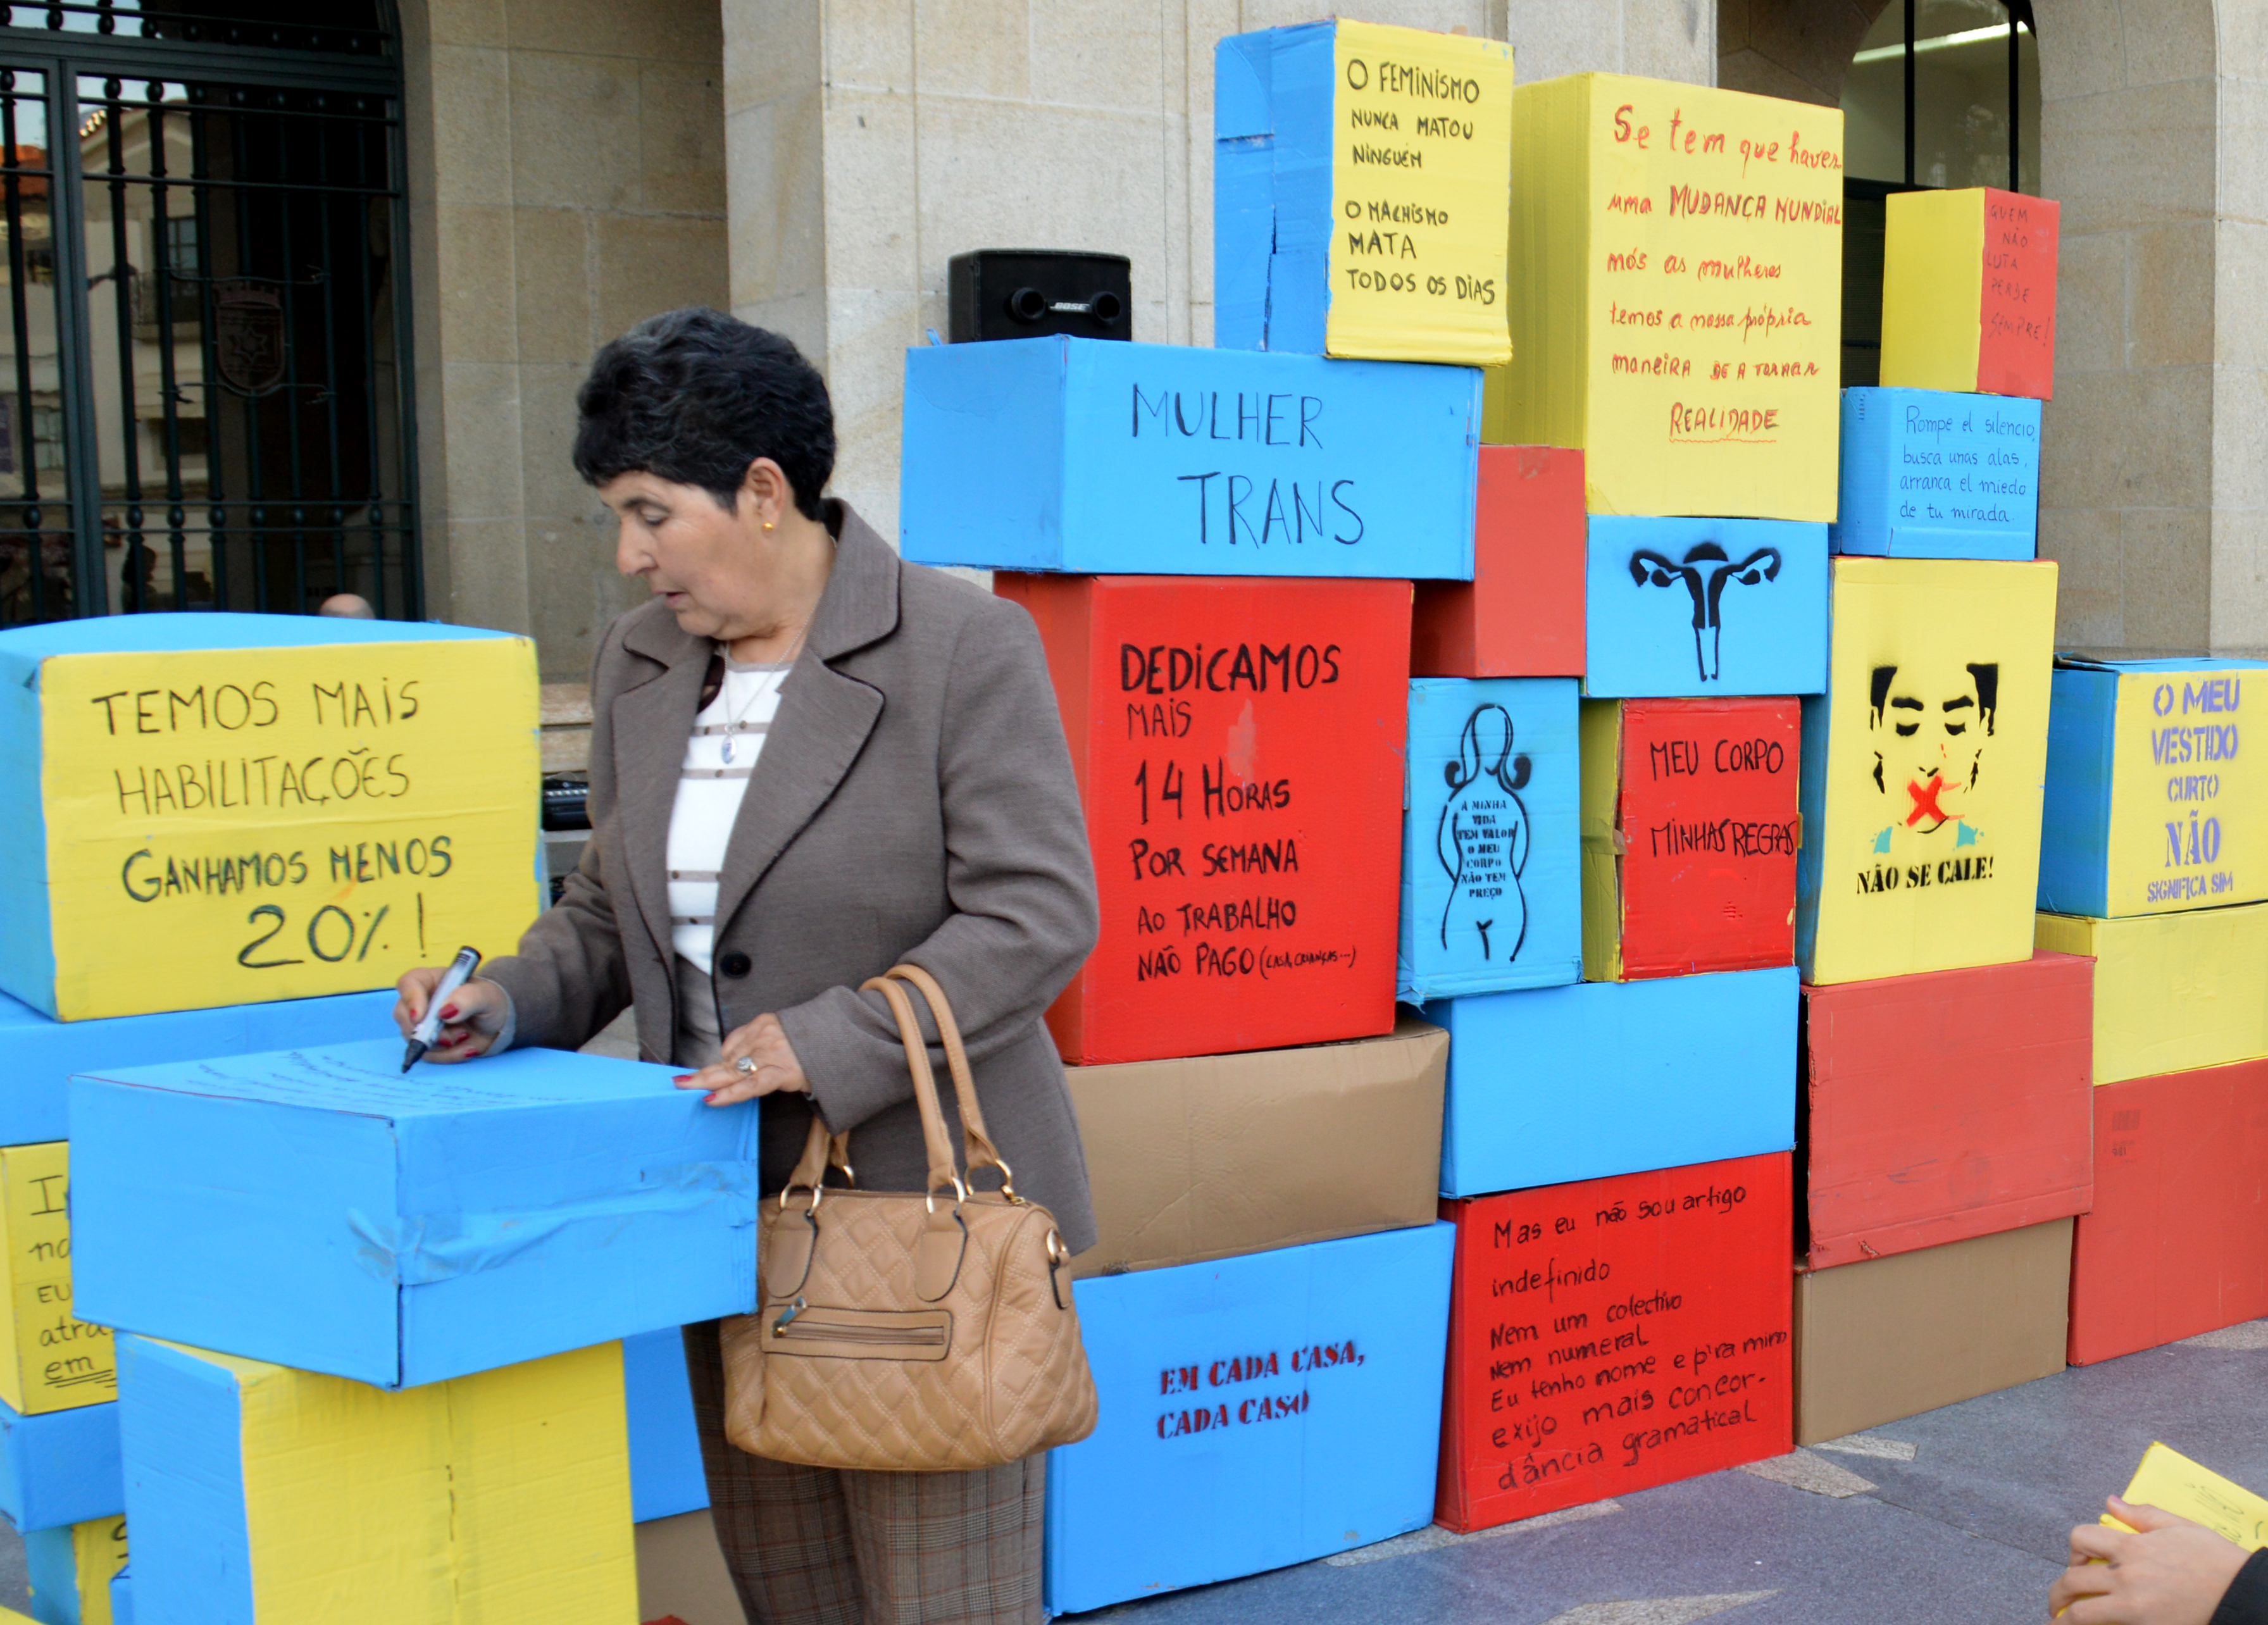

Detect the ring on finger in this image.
[734,1055,758,1077]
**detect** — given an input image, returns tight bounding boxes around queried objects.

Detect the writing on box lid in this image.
[900,337,1479,580]
[74,1040,704,1119]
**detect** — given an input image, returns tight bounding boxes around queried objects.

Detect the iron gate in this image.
[0,0,416,625]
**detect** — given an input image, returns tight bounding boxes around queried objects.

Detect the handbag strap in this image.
[883,963,1016,1197]
[778,964,1014,1206]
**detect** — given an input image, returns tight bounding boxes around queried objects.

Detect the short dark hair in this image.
[573,308,835,518]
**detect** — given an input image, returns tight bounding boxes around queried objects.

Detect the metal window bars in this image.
[0,0,418,625]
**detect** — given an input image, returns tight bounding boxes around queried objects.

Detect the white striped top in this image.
[665,655,790,974]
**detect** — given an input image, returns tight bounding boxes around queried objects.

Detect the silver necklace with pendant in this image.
[719,623,809,764]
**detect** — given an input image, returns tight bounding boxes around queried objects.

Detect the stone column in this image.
[399,0,729,678]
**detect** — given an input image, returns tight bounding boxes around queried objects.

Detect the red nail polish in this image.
[673,1074,696,1083]
[704,1092,723,1107]
[439,1005,458,1021]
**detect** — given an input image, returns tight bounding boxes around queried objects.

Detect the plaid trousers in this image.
[679,1321,1047,1625]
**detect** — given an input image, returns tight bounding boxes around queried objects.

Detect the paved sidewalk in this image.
[1059,1321,2268,1625]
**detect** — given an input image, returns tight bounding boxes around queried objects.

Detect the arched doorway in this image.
[0,0,419,625]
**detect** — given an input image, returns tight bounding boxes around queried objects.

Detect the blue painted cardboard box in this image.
[1399,678,1581,1002]
[1834,387,2041,559]
[1584,518,1828,697]
[1045,1223,1454,1614]
[623,1328,706,1522]
[1424,966,1798,1198]
[0,1397,120,1532]
[1212,21,1514,367]
[0,988,394,1148]
[2039,657,2268,917]
[110,1569,131,1625]
[70,1042,757,1388]
[900,337,1480,579]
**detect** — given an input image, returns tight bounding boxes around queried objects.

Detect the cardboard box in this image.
[2069,1060,2268,1364]
[0,1144,111,1417]
[71,1042,757,1389]
[2034,904,2268,1085]
[1214,20,1514,366]
[1583,518,1829,697]
[1802,953,2093,1269]
[634,1512,740,1625]
[623,1329,704,1524]
[1066,1017,1448,1279]
[1793,1219,2071,1445]
[2039,659,2268,918]
[1581,697,1801,980]
[1795,558,2059,985]
[1833,387,2040,559]
[0,613,540,1021]
[1411,445,1586,678]
[1881,188,2059,400]
[1485,75,1844,521]
[23,1514,126,1625]
[1044,1223,1454,1614]
[1400,678,1581,1001]
[999,575,1409,1064]
[0,988,395,1149]
[116,1336,637,1625]
[901,338,1479,580]
[1428,967,1797,1199]
[1436,1152,1793,1533]
[0,1398,120,1533]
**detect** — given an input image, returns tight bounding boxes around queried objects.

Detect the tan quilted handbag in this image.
[720,963,1099,1472]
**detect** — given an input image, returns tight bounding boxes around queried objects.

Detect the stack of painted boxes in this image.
[1419,74,1845,1530]
[900,22,1516,1609]
[0,614,745,1624]
[2036,668,2268,1362]
[0,614,535,1620]
[1792,187,2084,1443]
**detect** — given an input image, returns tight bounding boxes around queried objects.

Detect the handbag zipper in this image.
[771,1316,949,1348]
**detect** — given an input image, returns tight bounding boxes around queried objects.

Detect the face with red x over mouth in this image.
[1867,658,1998,833]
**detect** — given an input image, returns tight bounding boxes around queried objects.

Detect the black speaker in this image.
[947,250,1131,343]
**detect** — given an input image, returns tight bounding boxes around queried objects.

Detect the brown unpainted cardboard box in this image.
[636,1509,741,1625]
[1066,1014,1448,1279]
[1793,1217,2072,1445]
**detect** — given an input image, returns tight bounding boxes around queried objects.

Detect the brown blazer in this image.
[485,502,1101,1250]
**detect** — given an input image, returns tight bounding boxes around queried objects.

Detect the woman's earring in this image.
[763,520,774,532]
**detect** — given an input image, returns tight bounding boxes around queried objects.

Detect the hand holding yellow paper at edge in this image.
[2107,1443,2268,1548]
[2050,1444,2268,1620]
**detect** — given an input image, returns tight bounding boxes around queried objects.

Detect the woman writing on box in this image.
[391,308,1099,1625]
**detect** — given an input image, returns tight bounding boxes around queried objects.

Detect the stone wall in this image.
[725,0,1718,544]
[401,0,730,680]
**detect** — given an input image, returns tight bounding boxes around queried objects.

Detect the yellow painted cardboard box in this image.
[0,1143,113,1416]
[25,1514,127,1625]
[116,1336,636,1624]
[0,618,541,1021]
[1796,558,2059,985]
[1880,187,2059,400]
[1486,74,1844,519]
[2035,904,2268,1085]
[1216,20,1514,366]
[2038,659,2268,918]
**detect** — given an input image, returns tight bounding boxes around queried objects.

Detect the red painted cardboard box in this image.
[999,574,1410,1065]
[1411,446,1583,679]
[1436,1152,1793,1533]
[2068,1059,2268,1365]
[1802,952,2094,1269]
[1580,697,1801,981]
